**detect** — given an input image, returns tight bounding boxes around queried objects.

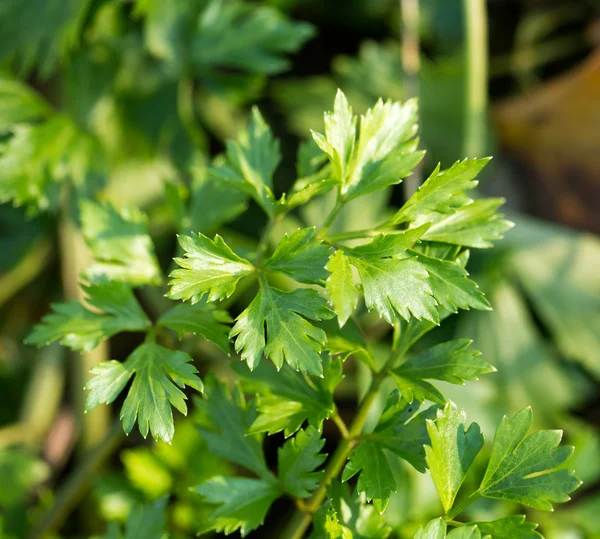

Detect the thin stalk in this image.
[462,0,489,158]
[331,412,349,439]
[177,75,208,152]
[400,0,422,198]
[325,228,381,243]
[317,194,345,239]
[58,207,109,451]
[280,378,384,539]
[446,491,482,520]
[256,214,282,264]
[29,420,125,539]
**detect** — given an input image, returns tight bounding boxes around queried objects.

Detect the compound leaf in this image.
[342,442,395,514]
[194,476,280,538]
[231,285,334,375]
[326,250,360,327]
[278,426,326,498]
[479,407,581,510]
[86,342,203,443]
[25,282,150,352]
[209,107,280,216]
[392,340,494,404]
[264,227,330,285]
[475,516,542,539]
[168,233,254,303]
[81,200,162,286]
[158,302,232,353]
[425,402,484,513]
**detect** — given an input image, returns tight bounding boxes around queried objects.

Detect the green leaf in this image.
[194,476,280,537]
[264,227,330,285]
[326,480,392,538]
[425,402,484,513]
[392,340,494,405]
[479,407,581,510]
[115,499,168,539]
[411,253,490,313]
[196,376,272,479]
[392,158,490,225]
[192,0,314,75]
[414,518,446,539]
[209,107,280,216]
[278,426,326,498]
[234,361,336,437]
[447,527,482,539]
[373,390,439,472]
[313,89,423,200]
[231,285,334,375]
[25,282,150,352]
[0,76,50,133]
[0,449,50,508]
[326,250,360,327]
[85,342,203,443]
[475,516,542,539]
[310,502,353,539]
[158,302,232,353]
[168,233,254,303]
[80,200,162,286]
[342,443,395,514]
[422,198,513,249]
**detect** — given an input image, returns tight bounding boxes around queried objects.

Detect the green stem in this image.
[331,411,349,439]
[325,228,381,243]
[256,214,281,264]
[446,491,482,520]
[462,0,488,158]
[29,420,125,539]
[317,194,345,239]
[177,75,208,151]
[400,0,422,198]
[280,379,383,539]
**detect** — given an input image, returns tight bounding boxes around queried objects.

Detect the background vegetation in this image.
[0,0,599,538]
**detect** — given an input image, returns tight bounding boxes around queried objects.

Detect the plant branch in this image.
[446,490,482,520]
[317,194,345,239]
[331,411,349,439]
[463,0,488,158]
[29,420,125,539]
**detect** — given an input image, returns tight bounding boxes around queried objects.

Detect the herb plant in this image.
[21,86,582,538]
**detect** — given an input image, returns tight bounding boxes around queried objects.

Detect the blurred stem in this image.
[446,490,482,520]
[29,420,125,539]
[0,237,52,309]
[317,194,345,239]
[463,0,488,158]
[177,75,208,152]
[400,0,422,198]
[58,205,109,452]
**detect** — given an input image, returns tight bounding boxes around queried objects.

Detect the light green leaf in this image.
[158,302,232,353]
[310,502,353,539]
[475,516,542,539]
[114,499,168,539]
[313,89,423,200]
[278,426,326,498]
[326,250,360,327]
[414,518,446,539]
[168,233,254,303]
[264,227,330,284]
[392,158,490,225]
[412,253,490,313]
[342,443,395,514]
[392,340,494,405]
[422,198,513,248]
[209,107,280,216]
[373,390,439,473]
[425,402,484,513]
[326,480,392,538]
[85,342,203,443]
[25,282,150,352]
[0,449,50,508]
[194,476,280,538]
[479,407,581,510]
[234,361,336,437]
[196,376,272,479]
[192,0,314,75]
[231,285,334,375]
[80,201,162,286]
[0,76,50,133]
[447,527,481,539]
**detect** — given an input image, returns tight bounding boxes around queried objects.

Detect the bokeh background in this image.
[0,0,599,538]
